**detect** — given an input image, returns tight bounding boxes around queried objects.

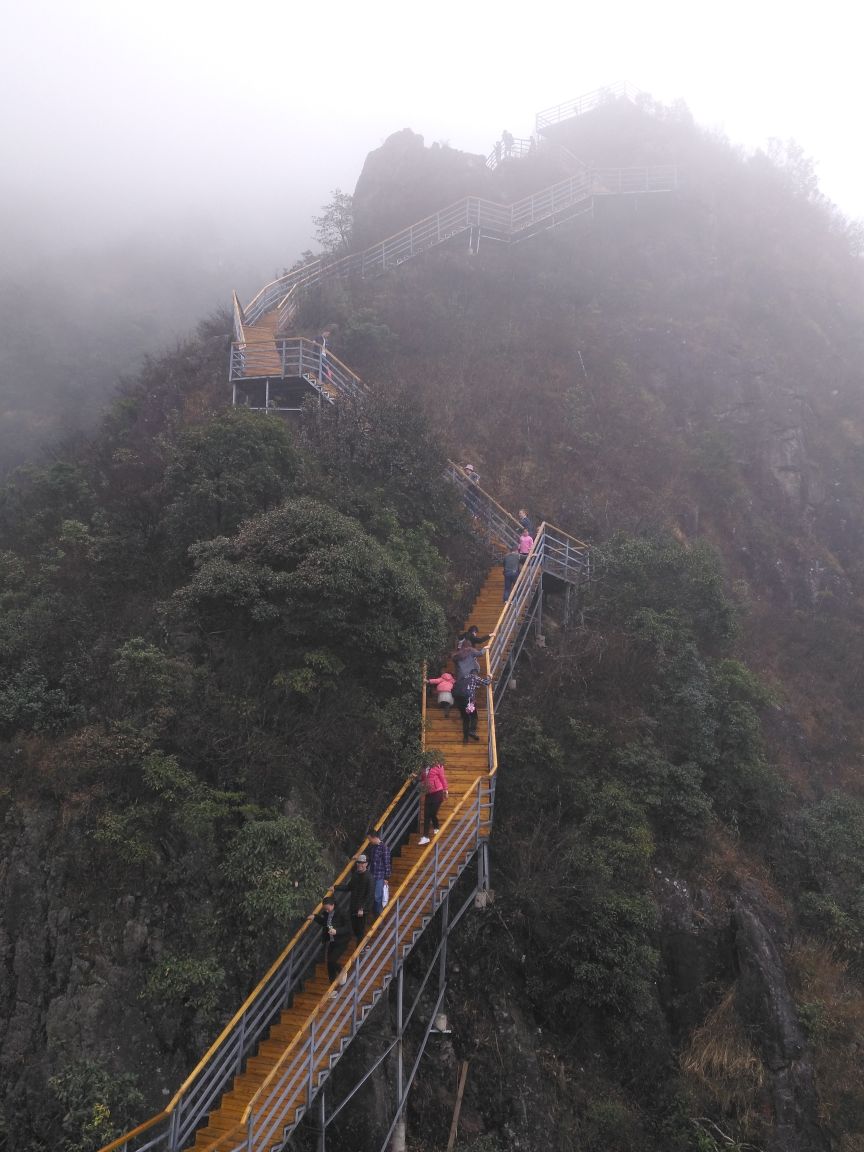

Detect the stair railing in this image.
[101,761,425,1152]
[229,338,366,403]
[237,158,678,343]
[445,462,521,550]
[231,291,246,342]
[186,779,486,1152]
[535,81,641,132]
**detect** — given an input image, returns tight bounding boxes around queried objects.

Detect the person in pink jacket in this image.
[427,671,455,717]
[518,529,534,565]
[418,761,449,845]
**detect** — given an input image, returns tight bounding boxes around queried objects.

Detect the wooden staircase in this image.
[185,573,500,1151]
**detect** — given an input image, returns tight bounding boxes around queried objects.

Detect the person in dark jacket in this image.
[309,895,351,981]
[336,856,375,940]
[367,830,392,916]
[453,669,493,743]
[503,547,520,602]
[458,624,492,649]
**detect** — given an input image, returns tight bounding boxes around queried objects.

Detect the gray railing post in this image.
[234,1013,247,1075]
[168,1106,181,1152]
[352,955,361,1026]
[307,1021,317,1107]
[393,899,401,972]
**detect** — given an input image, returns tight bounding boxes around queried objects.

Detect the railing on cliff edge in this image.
[445,463,589,706]
[535,80,642,132]
[99,467,586,1152]
[229,337,365,402]
[232,161,677,377]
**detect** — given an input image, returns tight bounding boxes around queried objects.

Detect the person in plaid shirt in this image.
[367,829,392,916]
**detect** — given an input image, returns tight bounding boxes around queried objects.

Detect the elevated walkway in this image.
[104,86,603,1152]
[100,469,586,1152]
[230,153,676,390]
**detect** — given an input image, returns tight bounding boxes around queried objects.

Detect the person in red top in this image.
[418,761,449,845]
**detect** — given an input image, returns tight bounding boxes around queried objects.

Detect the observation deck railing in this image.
[445,463,589,705]
[535,81,642,132]
[230,338,365,402]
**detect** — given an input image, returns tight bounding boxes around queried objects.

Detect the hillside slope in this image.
[3,98,864,1152]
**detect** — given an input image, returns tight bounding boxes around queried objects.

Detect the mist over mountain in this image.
[3,96,864,1152]
[0,201,312,474]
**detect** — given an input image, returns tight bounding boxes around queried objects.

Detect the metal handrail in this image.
[229,337,366,402]
[236,160,676,332]
[535,81,642,131]
[192,778,485,1152]
[486,136,535,168]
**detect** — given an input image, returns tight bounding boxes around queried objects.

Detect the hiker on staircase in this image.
[453,667,493,744]
[503,545,520,602]
[366,829,392,916]
[309,895,351,982]
[418,760,449,845]
[428,669,456,717]
[335,855,375,941]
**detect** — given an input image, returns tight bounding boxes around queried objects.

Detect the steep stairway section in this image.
[230,163,676,385]
[182,577,498,1152]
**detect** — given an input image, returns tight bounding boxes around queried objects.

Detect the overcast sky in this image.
[1,0,860,292]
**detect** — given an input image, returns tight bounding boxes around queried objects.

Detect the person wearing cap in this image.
[335,855,375,940]
[463,463,480,484]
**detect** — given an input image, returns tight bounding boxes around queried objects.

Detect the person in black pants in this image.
[453,669,492,743]
[309,895,351,981]
[335,856,375,941]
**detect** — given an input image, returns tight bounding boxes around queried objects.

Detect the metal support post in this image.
[535,586,544,640]
[478,841,490,892]
[231,383,237,407]
[316,1087,327,1152]
[439,893,450,994]
[564,583,572,630]
[396,966,404,1111]
[265,378,270,412]
[168,1106,180,1152]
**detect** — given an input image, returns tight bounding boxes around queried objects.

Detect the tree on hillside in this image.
[313,189,354,255]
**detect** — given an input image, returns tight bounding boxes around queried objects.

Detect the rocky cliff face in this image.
[0,790,189,1143]
[351,129,489,248]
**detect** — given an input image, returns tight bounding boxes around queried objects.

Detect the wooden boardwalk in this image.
[188,570,502,1150]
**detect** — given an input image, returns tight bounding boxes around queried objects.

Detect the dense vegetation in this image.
[3,97,864,1152]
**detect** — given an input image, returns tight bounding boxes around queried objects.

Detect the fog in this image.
[0,0,860,466]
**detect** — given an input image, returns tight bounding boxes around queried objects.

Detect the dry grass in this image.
[788,939,864,1147]
[681,986,764,1118]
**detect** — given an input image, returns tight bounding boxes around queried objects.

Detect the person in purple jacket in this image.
[418,761,449,845]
